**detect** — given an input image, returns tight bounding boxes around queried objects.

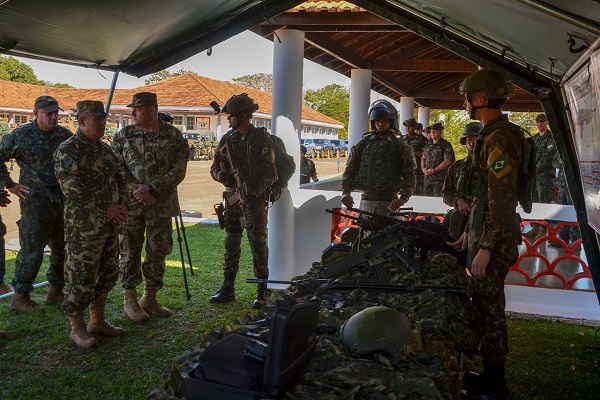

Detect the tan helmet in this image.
[221,93,259,116]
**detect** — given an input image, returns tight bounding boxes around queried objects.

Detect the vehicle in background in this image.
[329,139,348,157]
[300,138,317,158]
[312,138,335,158]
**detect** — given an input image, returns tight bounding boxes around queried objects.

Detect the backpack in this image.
[268,133,296,202]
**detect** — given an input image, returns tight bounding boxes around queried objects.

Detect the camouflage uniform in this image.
[422,138,455,196]
[533,131,557,203]
[210,126,277,277]
[54,128,128,315]
[552,153,580,243]
[403,133,427,195]
[0,121,72,293]
[112,120,188,291]
[0,213,5,286]
[442,156,474,239]
[300,157,317,184]
[467,114,524,364]
[342,133,416,215]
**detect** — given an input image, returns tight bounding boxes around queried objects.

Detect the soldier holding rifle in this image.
[210,94,277,308]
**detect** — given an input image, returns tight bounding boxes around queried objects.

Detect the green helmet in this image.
[460,121,483,145]
[340,306,413,358]
[458,69,515,100]
[222,93,259,116]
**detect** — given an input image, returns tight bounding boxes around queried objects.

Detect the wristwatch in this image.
[480,244,490,251]
[147,184,155,193]
[5,182,15,189]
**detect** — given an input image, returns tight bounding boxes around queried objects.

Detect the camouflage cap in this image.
[127,92,158,107]
[403,117,417,127]
[430,122,444,130]
[34,95,62,112]
[535,113,547,122]
[76,100,107,117]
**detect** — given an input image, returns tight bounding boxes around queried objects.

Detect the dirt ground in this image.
[1,157,346,242]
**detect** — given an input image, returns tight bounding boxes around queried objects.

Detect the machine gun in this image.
[221,138,255,234]
[323,208,467,281]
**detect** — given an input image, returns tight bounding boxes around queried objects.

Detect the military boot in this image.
[69,312,97,348]
[123,288,150,323]
[252,275,268,309]
[9,292,38,312]
[209,272,236,303]
[46,285,65,305]
[139,287,172,317]
[0,282,13,295]
[466,362,509,400]
[88,302,125,336]
[0,330,7,340]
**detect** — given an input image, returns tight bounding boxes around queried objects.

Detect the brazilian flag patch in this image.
[488,147,512,179]
[261,146,269,156]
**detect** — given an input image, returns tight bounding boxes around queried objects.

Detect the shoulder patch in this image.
[261,146,269,156]
[63,155,73,167]
[487,147,512,179]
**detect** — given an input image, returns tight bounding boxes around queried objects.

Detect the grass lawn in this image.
[1,223,599,399]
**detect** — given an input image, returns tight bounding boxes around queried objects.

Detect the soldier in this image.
[0,95,72,312]
[415,122,424,137]
[112,92,188,323]
[402,117,427,196]
[341,100,416,216]
[0,189,11,295]
[549,152,581,249]
[442,122,482,247]
[54,100,129,348]
[300,145,318,184]
[421,122,455,197]
[524,113,557,241]
[209,94,277,308]
[459,68,526,400]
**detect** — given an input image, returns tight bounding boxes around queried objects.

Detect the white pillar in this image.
[268,29,305,280]
[399,97,415,135]
[418,106,430,128]
[348,69,372,148]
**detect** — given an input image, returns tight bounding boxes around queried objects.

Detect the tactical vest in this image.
[356,134,402,193]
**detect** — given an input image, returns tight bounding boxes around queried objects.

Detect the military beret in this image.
[127,92,158,107]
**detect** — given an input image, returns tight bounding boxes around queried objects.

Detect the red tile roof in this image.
[0,73,343,126]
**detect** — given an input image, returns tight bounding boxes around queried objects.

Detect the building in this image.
[0,73,344,139]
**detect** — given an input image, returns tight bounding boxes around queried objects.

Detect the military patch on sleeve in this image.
[487,147,512,179]
[261,146,269,156]
[63,155,73,167]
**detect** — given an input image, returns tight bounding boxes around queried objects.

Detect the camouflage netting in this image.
[148,253,478,400]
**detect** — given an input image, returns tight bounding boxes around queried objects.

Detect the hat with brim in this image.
[430,122,444,130]
[76,100,108,118]
[535,113,547,122]
[403,117,418,127]
[127,92,158,107]
[34,96,62,112]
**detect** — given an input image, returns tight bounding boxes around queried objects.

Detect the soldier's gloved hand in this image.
[0,189,10,207]
[341,193,354,209]
[217,171,235,186]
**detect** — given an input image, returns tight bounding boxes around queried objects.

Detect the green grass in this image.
[1,223,599,399]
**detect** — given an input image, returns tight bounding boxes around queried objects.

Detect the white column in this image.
[268,29,304,280]
[348,69,372,148]
[399,97,415,135]
[418,106,430,128]
[118,113,123,129]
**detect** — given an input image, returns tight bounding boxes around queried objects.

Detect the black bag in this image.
[181,298,320,400]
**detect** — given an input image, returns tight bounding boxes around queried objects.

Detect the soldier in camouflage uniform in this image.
[459,69,526,400]
[0,95,72,312]
[112,92,188,323]
[442,122,481,245]
[0,189,11,295]
[342,100,416,216]
[210,94,277,309]
[421,122,455,197]
[54,101,129,348]
[525,113,558,240]
[550,152,581,248]
[403,118,427,196]
[299,145,318,184]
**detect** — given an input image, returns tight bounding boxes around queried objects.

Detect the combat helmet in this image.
[221,93,259,116]
[340,306,413,358]
[459,69,516,100]
[368,99,398,130]
[460,121,483,145]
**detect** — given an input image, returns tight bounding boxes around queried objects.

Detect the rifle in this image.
[246,278,467,296]
[221,136,255,234]
[323,209,467,280]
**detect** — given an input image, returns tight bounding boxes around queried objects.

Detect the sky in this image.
[17,31,352,92]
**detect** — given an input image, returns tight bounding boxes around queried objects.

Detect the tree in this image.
[144,68,195,84]
[231,73,273,92]
[304,84,350,139]
[0,56,39,84]
[439,110,471,160]
[38,80,73,88]
[508,112,538,134]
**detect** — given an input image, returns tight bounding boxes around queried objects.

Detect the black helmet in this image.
[221,93,259,116]
[460,121,482,145]
[459,69,515,100]
[300,145,307,153]
[368,100,398,130]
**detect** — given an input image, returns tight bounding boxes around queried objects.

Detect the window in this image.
[14,115,29,125]
[172,116,183,126]
[186,117,194,131]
